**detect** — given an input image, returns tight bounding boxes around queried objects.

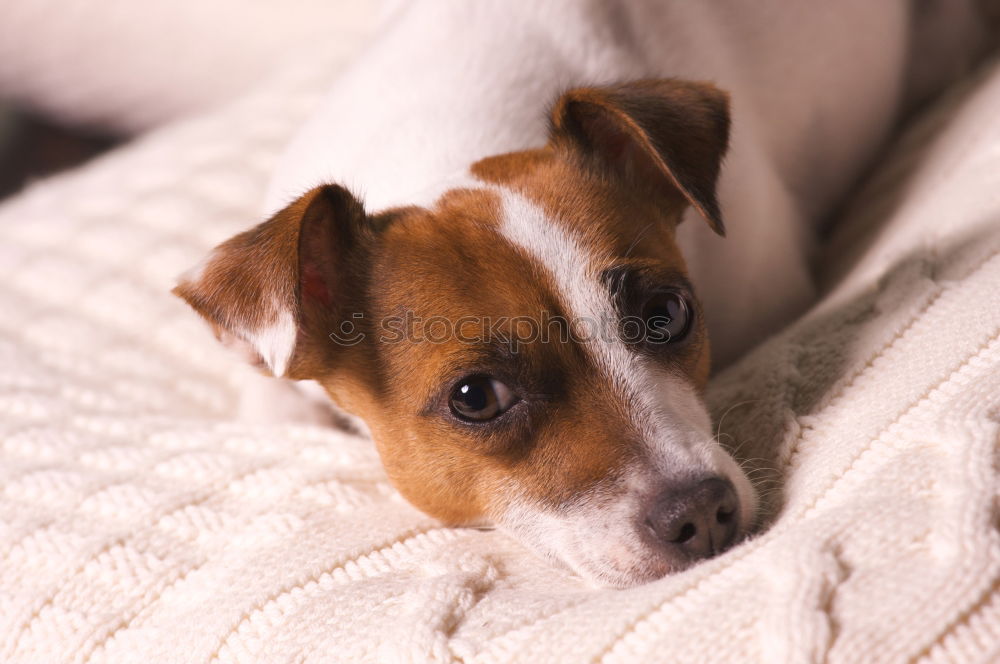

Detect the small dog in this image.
[174,1,991,586]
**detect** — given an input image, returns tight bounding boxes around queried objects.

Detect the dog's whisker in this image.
[742,467,780,477]
[623,222,656,259]
[714,399,763,443]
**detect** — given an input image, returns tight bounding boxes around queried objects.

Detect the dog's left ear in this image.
[549,79,730,235]
[173,184,371,379]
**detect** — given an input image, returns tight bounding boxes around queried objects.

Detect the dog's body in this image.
[176,0,992,586]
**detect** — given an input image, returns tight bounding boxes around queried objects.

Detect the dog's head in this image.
[175,79,757,587]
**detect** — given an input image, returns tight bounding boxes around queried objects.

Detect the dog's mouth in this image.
[502,508,742,588]
[498,459,757,588]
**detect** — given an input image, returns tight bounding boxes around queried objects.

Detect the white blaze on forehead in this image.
[495,189,617,351]
[495,189,709,456]
[497,190,608,327]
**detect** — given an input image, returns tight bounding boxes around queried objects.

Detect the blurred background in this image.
[0,0,381,201]
[0,106,118,199]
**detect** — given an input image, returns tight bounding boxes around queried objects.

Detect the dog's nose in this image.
[646,477,739,560]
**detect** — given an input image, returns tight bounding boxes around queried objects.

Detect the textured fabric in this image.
[1,43,999,664]
[0,0,380,132]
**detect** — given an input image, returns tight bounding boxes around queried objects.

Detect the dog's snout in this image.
[646,477,739,560]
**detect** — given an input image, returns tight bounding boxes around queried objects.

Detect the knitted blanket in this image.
[1,42,999,664]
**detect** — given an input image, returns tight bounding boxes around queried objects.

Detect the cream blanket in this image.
[1,33,999,664]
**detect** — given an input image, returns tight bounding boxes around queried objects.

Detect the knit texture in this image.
[1,47,999,664]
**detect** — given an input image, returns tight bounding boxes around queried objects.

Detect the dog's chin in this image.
[560,534,698,589]
[500,509,698,588]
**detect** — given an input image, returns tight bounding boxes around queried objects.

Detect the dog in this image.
[174,0,992,587]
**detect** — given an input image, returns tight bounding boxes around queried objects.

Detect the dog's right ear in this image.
[549,79,730,235]
[173,184,371,379]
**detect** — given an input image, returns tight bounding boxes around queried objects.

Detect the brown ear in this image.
[172,184,369,378]
[549,79,730,235]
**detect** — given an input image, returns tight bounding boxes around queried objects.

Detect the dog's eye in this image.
[449,376,518,422]
[642,291,691,343]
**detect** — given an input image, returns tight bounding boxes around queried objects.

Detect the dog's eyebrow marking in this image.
[494,189,650,421]
[495,189,612,335]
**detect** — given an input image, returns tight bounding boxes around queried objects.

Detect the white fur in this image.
[249,308,298,378]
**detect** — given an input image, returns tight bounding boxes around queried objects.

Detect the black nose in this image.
[646,477,739,560]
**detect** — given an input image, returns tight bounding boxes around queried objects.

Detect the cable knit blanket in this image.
[1,35,999,664]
